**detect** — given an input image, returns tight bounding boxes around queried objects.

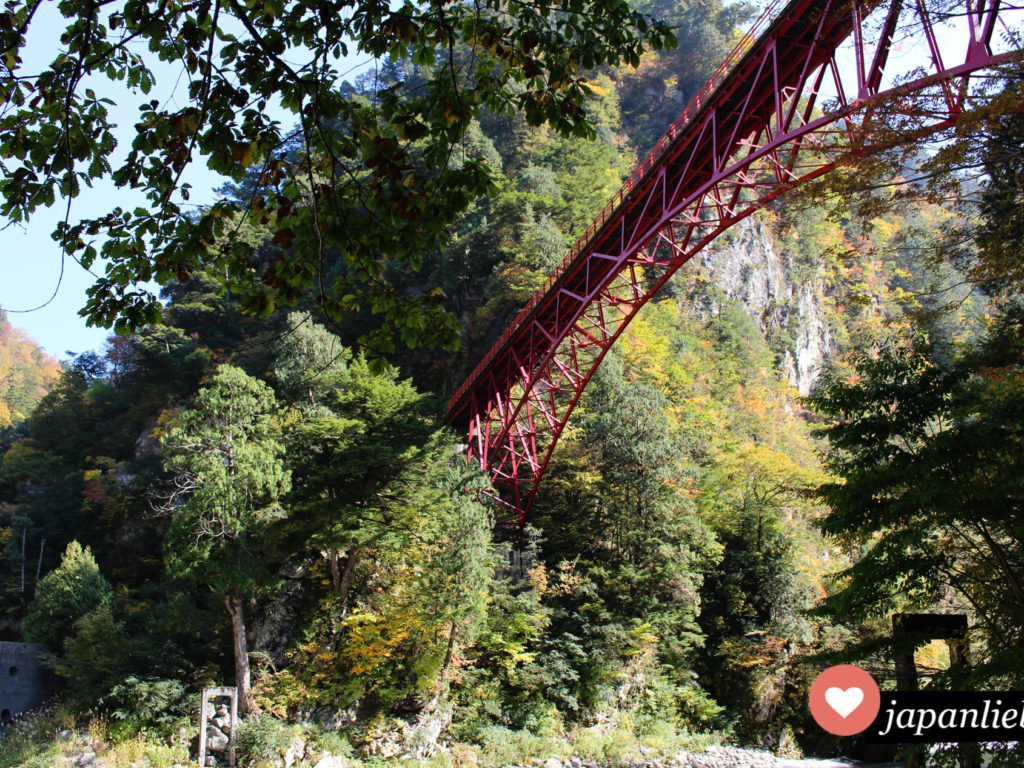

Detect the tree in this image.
[21,541,142,700]
[808,323,1024,684]
[696,445,823,741]
[969,75,1024,294]
[158,364,290,713]
[0,310,61,427]
[0,0,674,355]
[23,540,113,648]
[270,312,351,410]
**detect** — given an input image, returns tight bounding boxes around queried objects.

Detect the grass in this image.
[0,706,189,768]
[0,706,725,768]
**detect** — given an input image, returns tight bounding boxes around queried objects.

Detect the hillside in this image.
[0,310,60,428]
[0,0,1021,765]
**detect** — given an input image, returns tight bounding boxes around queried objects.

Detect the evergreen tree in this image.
[809,320,1024,683]
[23,540,112,649]
[158,365,291,712]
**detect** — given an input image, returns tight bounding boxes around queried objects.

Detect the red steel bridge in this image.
[447,0,1022,523]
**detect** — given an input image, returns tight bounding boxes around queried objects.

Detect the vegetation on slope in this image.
[1,5,1024,768]
[0,309,60,428]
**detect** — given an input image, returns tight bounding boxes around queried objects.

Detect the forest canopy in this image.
[3,0,1024,764]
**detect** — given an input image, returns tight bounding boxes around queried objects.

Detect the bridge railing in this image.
[448,0,789,415]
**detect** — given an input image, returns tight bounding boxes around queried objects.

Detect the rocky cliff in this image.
[687,216,835,395]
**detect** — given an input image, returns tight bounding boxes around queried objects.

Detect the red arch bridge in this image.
[446,0,1023,524]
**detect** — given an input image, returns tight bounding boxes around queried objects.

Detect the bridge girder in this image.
[448,0,1020,524]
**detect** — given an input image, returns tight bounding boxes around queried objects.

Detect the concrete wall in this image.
[0,642,51,722]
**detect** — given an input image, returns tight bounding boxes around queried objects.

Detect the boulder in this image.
[313,753,348,768]
[205,724,229,753]
[283,735,306,768]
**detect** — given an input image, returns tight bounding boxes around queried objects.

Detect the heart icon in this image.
[824,686,864,718]
[810,665,879,736]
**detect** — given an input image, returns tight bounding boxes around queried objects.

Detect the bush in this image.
[51,604,136,701]
[100,677,188,736]
[472,726,562,768]
[313,729,353,758]
[235,713,294,763]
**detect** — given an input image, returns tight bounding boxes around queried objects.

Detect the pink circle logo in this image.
[808,664,881,735]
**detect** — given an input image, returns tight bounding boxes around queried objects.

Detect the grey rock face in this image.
[251,574,306,665]
[692,217,835,396]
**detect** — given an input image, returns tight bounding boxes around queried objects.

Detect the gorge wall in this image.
[687,216,835,396]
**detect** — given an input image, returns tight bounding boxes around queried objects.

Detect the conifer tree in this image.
[158,365,290,713]
[23,540,112,648]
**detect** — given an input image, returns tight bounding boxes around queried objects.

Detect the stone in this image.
[542,758,563,768]
[313,753,347,768]
[211,703,232,733]
[283,735,306,768]
[252,578,305,666]
[312,706,357,731]
[692,217,833,397]
[206,724,229,753]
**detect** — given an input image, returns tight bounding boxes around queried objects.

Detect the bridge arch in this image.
[447,0,1022,523]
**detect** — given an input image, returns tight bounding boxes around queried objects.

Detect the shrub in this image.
[472,726,562,768]
[235,713,293,763]
[100,677,188,736]
[313,729,354,758]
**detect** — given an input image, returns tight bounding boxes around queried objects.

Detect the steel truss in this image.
[448,0,1020,523]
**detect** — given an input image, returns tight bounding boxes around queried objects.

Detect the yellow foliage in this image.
[341,608,421,677]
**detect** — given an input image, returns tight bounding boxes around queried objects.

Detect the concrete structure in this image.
[198,686,238,767]
[0,642,51,722]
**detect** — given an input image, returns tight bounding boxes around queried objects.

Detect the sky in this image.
[0,2,238,359]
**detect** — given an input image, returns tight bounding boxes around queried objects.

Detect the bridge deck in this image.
[447,0,852,422]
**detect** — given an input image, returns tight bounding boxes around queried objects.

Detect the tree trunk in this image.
[225,590,253,715]
[439,620,458,686]
[422,621,459,715]
[337,547,360,613]
[329,549,341,591]
[34,536,45,582]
